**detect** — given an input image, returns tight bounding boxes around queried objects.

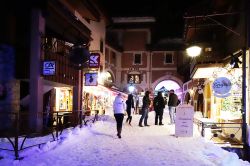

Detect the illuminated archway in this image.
[154,80,181,97]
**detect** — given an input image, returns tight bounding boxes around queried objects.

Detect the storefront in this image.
[55,87,73,112]
[189,58,246,146]
[82,85,127,115]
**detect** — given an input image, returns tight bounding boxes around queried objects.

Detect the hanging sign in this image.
[85,73,98,86]
[89,53,100,68]
[212,77,232,98]
[43,61,56,75]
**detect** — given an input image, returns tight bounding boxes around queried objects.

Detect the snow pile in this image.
[0,111,249,166]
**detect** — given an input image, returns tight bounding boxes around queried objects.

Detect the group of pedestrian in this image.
[112,89,179,139]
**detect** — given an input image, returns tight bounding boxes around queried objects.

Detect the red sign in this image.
[89,53,100,68]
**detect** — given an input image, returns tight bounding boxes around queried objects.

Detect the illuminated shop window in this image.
[128,74,141,84]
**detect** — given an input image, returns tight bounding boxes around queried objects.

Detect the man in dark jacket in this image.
[126,94,134,125]
[153,91,166,125]
[168,89,179,124]
[139,91,151,127]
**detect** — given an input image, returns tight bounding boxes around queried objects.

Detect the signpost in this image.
[175,104,194,137]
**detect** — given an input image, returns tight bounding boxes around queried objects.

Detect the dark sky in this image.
[100,0,200,39]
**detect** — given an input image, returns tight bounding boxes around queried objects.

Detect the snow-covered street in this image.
[0,110,249,166]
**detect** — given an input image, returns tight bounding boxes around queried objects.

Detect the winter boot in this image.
[129,116,132,125]
[159,122,164,125]
[139,118,143,127]
[117,128,122,138]
[155,117,158,125]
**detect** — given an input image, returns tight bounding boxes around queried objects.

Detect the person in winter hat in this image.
[126,94,134,125]
[113,93,126,138]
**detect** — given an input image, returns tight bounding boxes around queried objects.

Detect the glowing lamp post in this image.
[186,45,202,57]
[128,85,135,93]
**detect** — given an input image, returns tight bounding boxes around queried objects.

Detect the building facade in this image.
[105,17,185,99]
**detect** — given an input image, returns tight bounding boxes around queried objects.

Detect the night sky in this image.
[100,0,201,39]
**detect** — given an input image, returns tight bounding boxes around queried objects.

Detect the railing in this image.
[194,118,243,147]
[0,110,87,160]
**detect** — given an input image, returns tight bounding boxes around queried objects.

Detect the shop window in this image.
[165,53,173,64]
[134,53,142,65]
[56,87,73,111]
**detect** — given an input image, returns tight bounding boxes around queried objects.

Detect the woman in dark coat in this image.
[126,94,134,125]
[153,91,166,125]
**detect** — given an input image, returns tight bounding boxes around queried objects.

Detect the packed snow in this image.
[0,108,249,166]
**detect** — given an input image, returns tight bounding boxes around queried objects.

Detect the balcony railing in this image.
[0,110,84,159]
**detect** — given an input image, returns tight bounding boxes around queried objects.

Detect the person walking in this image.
[139,91,151,127]
[135,94,139,114]
[126,94,134,125]
[168,89,179,124]
[113,93,126,138]
[153,91,166,125]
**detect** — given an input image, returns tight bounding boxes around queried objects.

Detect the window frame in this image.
[164,52,174,64]
[133,53,142,65]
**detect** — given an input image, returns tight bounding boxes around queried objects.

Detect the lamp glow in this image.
[186,45,202,57]
[128,85,135,93]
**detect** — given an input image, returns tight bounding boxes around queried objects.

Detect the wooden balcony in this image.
[42,38,81,86]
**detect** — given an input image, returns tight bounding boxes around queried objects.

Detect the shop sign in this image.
[85,73,98,86]
[43,61,56,76]
[128,74,141,84]
[175,104,194,137]
[89,53,100,68]
[212,77,231,98]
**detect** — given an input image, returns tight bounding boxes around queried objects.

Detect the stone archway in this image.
[152,75,183,89]
[105,70,115,82]
[152,75,183,98]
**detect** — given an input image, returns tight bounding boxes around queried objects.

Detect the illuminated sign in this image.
[127,74,141,84]
[43,61,56,75]
[85,73,98,86]
[89,53,100,68]
[212,77,232,98]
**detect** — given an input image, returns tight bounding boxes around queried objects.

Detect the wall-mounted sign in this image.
[89,53,100,68]
[85,73,98,86]
[43,61,56,76]
[212,77,232,98]
[128,74,141,84]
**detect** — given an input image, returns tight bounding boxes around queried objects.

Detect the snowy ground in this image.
[0,109,250,166]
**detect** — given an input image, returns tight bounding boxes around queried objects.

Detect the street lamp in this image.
[128,85,135,93]
[186,45,202,57]
[186,15,202,57]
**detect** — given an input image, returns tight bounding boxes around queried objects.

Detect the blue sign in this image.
[212,77,232,98]
[43,61,56,75]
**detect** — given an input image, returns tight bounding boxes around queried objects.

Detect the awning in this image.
[190,63,224,79]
